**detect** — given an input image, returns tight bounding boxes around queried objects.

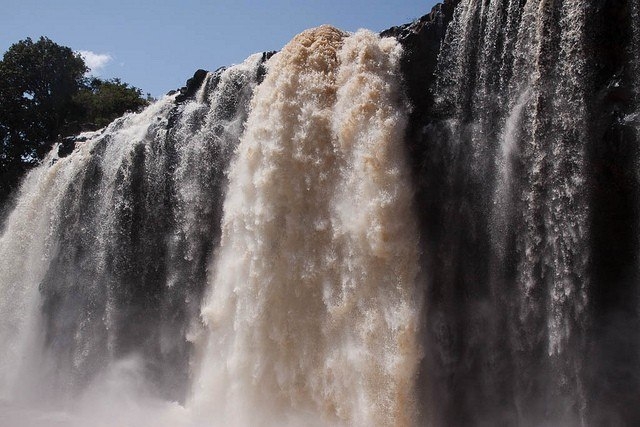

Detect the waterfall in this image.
[191,27,420,427]
[0,54,264,413]
[420,0,640,425]
[0,26,420,426]
[1,1,640,426]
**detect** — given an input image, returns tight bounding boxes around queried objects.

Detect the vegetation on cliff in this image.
[0,36,150,205]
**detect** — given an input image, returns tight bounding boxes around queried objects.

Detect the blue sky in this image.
[1,0,438,97]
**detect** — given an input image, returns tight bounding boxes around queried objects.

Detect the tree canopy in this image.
[0,36,150,205]
[74,77,150,129]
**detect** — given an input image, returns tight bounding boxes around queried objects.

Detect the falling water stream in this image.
[1,1,640,426]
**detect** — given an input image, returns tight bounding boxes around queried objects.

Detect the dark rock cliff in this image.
[382,0,640,425]
[586,0,640,423]
[382,0,460,146]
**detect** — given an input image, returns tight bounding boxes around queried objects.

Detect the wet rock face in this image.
[32,55,271,404]
[586,0,640,423]
[381,0,459,128]
[175,69,209,103]
[172,51,276,105]
[384,1,640,425]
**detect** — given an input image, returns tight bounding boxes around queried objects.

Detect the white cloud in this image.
[77,50,113,75]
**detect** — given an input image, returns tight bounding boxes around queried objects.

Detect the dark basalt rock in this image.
[381,0,460,167]
[175,68,209,103]
[585,1,640,423]
[57,133,96,158]
[57,136,77,158]
[257,51,277,84]
[383,0,640,425]
[172,51,277,105]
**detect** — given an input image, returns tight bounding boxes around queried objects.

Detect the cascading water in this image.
[191,27,420,427]
[0,54,266,424]
[417,0,640,425]
[1,1,640,426]
[0,26,421,427]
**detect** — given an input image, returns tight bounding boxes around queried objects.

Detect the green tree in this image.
[0,36,149,205]
[1,37,88,202]
[0,37,87,159]
[73,77,149,128]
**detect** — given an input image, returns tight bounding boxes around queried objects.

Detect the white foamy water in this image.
[191,27,420,427]
[0,27,420,427]
[0,96,177,402]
